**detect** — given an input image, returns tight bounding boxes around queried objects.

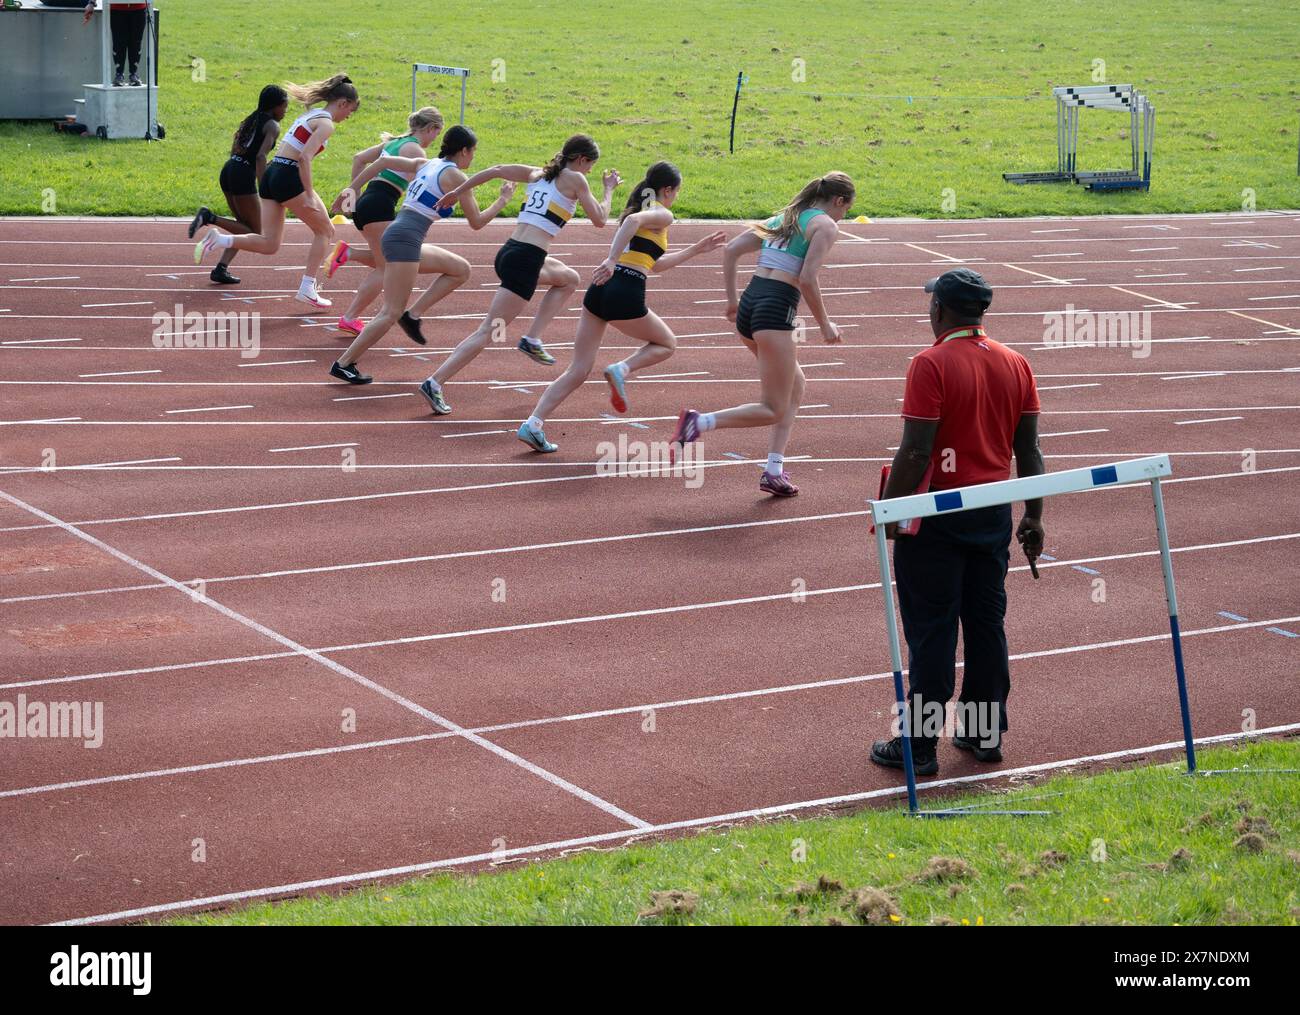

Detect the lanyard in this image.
[939,326,986,344]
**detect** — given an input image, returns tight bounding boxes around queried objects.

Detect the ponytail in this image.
[542,133,600,182]
[618,160,681,223]
[752,171,855,245]
[284,73,359,108]
[382,105,443,144]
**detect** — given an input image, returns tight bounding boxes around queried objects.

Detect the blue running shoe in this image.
[517,337,556,366]
[516,421,558,453]
[419,378,451,415]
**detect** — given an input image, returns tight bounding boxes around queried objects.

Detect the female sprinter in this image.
[324,106,444,336]
[186,85,289,286]
[414,134,621,415]
[327,126,516,384]
[195,73,360,310]
[671,171,855,497]
[517,161,725,452]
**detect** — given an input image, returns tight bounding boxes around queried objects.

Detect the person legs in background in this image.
[953,506,1013,760]
[109,6,147,87]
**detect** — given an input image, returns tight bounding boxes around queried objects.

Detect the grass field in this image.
[1,0,1295,218]
[168,740,1300,926]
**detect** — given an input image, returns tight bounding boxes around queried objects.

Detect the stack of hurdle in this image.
[1004,84,1154,191]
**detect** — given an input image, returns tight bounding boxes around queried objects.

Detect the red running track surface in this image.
[0,211,1297,924]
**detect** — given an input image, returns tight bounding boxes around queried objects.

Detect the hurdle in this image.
[868,454,1194,816]
[412,63,469,122]
[1004,84,1154,191]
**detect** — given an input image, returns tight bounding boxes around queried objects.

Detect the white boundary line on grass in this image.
[0,487,651,833]
[48,722,1300,926]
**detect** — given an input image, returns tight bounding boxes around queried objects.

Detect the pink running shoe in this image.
[337,316,364,336]
[326,240,350,279]
[759,471,799,497]
[669,409,701,465]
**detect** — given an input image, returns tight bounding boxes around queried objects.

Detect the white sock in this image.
[526,415,544,431]
[210,232,233,249]
[765,453,785,476]
[425,376,441,390]
[697,412,717,433]
[299,276,317,294]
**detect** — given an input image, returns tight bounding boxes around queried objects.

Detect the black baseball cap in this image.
[924,268,993,315]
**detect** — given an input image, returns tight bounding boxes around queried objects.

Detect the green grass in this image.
[169,739,1300,925]
[1,0,1295,218]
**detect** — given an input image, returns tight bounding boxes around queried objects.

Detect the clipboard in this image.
[869,461,935,537]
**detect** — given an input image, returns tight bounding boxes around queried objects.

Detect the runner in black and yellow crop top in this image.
[516,161,727,454]
[411,134,620,417]
[670,172,856,498]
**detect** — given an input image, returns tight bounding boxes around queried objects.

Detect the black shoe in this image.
[112,71,125,87]
[870,737,938,776]
[129,71,142,87]
[188,206,215,239]
[330,360,372,385]
[398,311,427,346]
[210,263,240,285]
[954,730,1003,763]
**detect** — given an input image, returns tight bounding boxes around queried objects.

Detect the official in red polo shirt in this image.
[870,269,1045,777]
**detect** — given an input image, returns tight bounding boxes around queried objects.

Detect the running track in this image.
[0,211,1297,925]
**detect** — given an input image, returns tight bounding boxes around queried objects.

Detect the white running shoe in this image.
[296,288,332,310]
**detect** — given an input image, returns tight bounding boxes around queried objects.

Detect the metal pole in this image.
[1150,478,1196,773]
[411,65,416,113]
[874,518,919,812]
[728,70,744,154]
[460,72,466,125]
[99,0,111,86]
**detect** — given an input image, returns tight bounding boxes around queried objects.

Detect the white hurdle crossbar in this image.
[412,63,469,122]
[868,454,1197,814]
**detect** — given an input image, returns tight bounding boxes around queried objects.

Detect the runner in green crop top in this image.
[671,172,856,498]
[326,106,445,334]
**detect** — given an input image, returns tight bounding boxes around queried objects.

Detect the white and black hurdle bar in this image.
[867,455,1198,817]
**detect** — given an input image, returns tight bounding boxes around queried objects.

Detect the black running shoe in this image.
[210,263,240,285]
[188,207,216,239]
[870,736,939,776]
[398,311,427,346]
[329,360,372,385]
[954,729,1003,763]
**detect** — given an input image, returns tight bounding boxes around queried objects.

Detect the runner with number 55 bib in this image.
[415,134,621,415]
[671,172,856,498]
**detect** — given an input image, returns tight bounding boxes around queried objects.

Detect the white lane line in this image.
[3,459,1297,535]
[238,359,315,368]
[2,510,875,606]
[162,404,254,414]
[903,242,961,262]
[10,611,1298,802]
[1031,228,1080,234]
[50,719,1300,926]
[267,442,359,453]
[0,416,82,426]
[1248,294,1300,301]
[83,457,181,469]
[1039,428,1109,437]
[442,429,511,439]
[1002,262,1071,285]
[1132,273,1187,278]
[1036,383,1101,391]
[639,371,709,379]
[80,301,152,308]
[332,393,413,402]
[1174,416,1245,426]
[935,232,986,238]
[1033,251,1085,258]
[799,403,832,409]
[1160,372,1226,381]
[10,275,80,282]
[0,488,652,832]
[1128,247,1178,253]
[0,337,81,345]
[801,361,845,369]
[1233,266,1286,273]
[78,369,161,378]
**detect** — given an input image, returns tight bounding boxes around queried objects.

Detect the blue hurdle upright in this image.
[868,454,1194,816]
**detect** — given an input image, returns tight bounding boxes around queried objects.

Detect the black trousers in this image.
[893,503,1013,751]
[110,7,147,75]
